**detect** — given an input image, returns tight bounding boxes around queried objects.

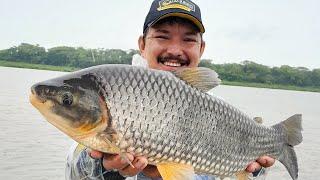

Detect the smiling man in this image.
[66,0,275,179]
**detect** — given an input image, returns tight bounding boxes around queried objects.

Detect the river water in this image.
[0,66,319,179]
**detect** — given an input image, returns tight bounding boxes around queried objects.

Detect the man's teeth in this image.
[164,61,181,67]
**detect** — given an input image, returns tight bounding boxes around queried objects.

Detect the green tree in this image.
[45,46,77,66]
[242,61,272,83]
[0,43,46,63]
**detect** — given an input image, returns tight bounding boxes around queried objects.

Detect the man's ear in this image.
[200,40,206,57]
[138,36,146,58]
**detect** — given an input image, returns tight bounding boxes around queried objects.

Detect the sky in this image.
[1,0,319,69]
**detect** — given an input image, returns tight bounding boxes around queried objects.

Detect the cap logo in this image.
[157,0,195,12]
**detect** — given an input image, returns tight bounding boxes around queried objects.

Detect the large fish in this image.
[29,64,302,180]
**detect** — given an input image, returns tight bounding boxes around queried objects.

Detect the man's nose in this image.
[166,42,184,57]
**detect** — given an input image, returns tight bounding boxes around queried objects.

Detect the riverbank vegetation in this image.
[1,43,319,92]
[0,60,78,72]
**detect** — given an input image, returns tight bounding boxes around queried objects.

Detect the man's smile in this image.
[157,56,190,67]
[163,61,182,67]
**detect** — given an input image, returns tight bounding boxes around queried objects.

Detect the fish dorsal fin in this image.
[157,162,194,180]
[173,67,221,91]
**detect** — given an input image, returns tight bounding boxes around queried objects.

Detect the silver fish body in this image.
[30,64,302,179]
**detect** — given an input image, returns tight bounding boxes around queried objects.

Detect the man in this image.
[66,0,275,179]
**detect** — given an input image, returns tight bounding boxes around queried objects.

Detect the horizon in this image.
[1,0,319,69]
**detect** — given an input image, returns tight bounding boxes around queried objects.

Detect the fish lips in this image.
[31,84,47,103]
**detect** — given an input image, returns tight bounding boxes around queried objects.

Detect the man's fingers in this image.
[132,156,148,170]
[118,156,148,177]
[245,162,261,173]
[89,150,103,159]
[102,153,134,171]
[256,155,275,167]
[246,156,275,173]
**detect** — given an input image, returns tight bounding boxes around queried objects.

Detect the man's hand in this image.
[245,156,275,173]
[89,150,155,177]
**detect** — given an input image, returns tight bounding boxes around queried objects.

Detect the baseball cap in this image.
[143,0,205,33]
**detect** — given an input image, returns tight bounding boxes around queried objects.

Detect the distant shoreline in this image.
[222,81,320,93]
[0,60,78,72]
[1,60,319,93]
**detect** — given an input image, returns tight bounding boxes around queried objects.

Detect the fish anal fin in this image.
[157,162,194,180]
[236,171,249,180]
[75,143,86,153]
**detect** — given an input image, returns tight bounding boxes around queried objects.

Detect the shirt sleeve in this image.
[250,167,268,180]
[65,142,108,180]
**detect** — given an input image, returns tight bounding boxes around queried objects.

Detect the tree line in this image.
[0,43,138,68]
[1,43,319,88]
[199,60,320,87]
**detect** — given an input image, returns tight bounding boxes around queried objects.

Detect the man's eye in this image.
[155,35,169,40]
[184,38,197,42]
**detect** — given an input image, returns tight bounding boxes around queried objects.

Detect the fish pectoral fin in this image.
[157,162,194,180]
[74,143,86,156]
[172,67,221,91]
[99,133,135,168]
[236,171,250,180]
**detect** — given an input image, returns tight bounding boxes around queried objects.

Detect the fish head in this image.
[29,72,109,142]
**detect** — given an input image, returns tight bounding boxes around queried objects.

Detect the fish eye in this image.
[62,92,73,106]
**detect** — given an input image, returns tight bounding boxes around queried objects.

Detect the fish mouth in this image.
[29,92,46,107]
[30,85,47,103]
[157,56,190,67]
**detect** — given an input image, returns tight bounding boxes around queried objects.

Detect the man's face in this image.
[139,20,205,71]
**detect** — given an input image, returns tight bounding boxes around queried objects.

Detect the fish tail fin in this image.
[273,114,303,180]
[279,145,299,180]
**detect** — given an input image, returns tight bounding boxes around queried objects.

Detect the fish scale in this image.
[30,64,302,179]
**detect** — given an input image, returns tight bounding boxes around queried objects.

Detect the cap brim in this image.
[149,12,205,33]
